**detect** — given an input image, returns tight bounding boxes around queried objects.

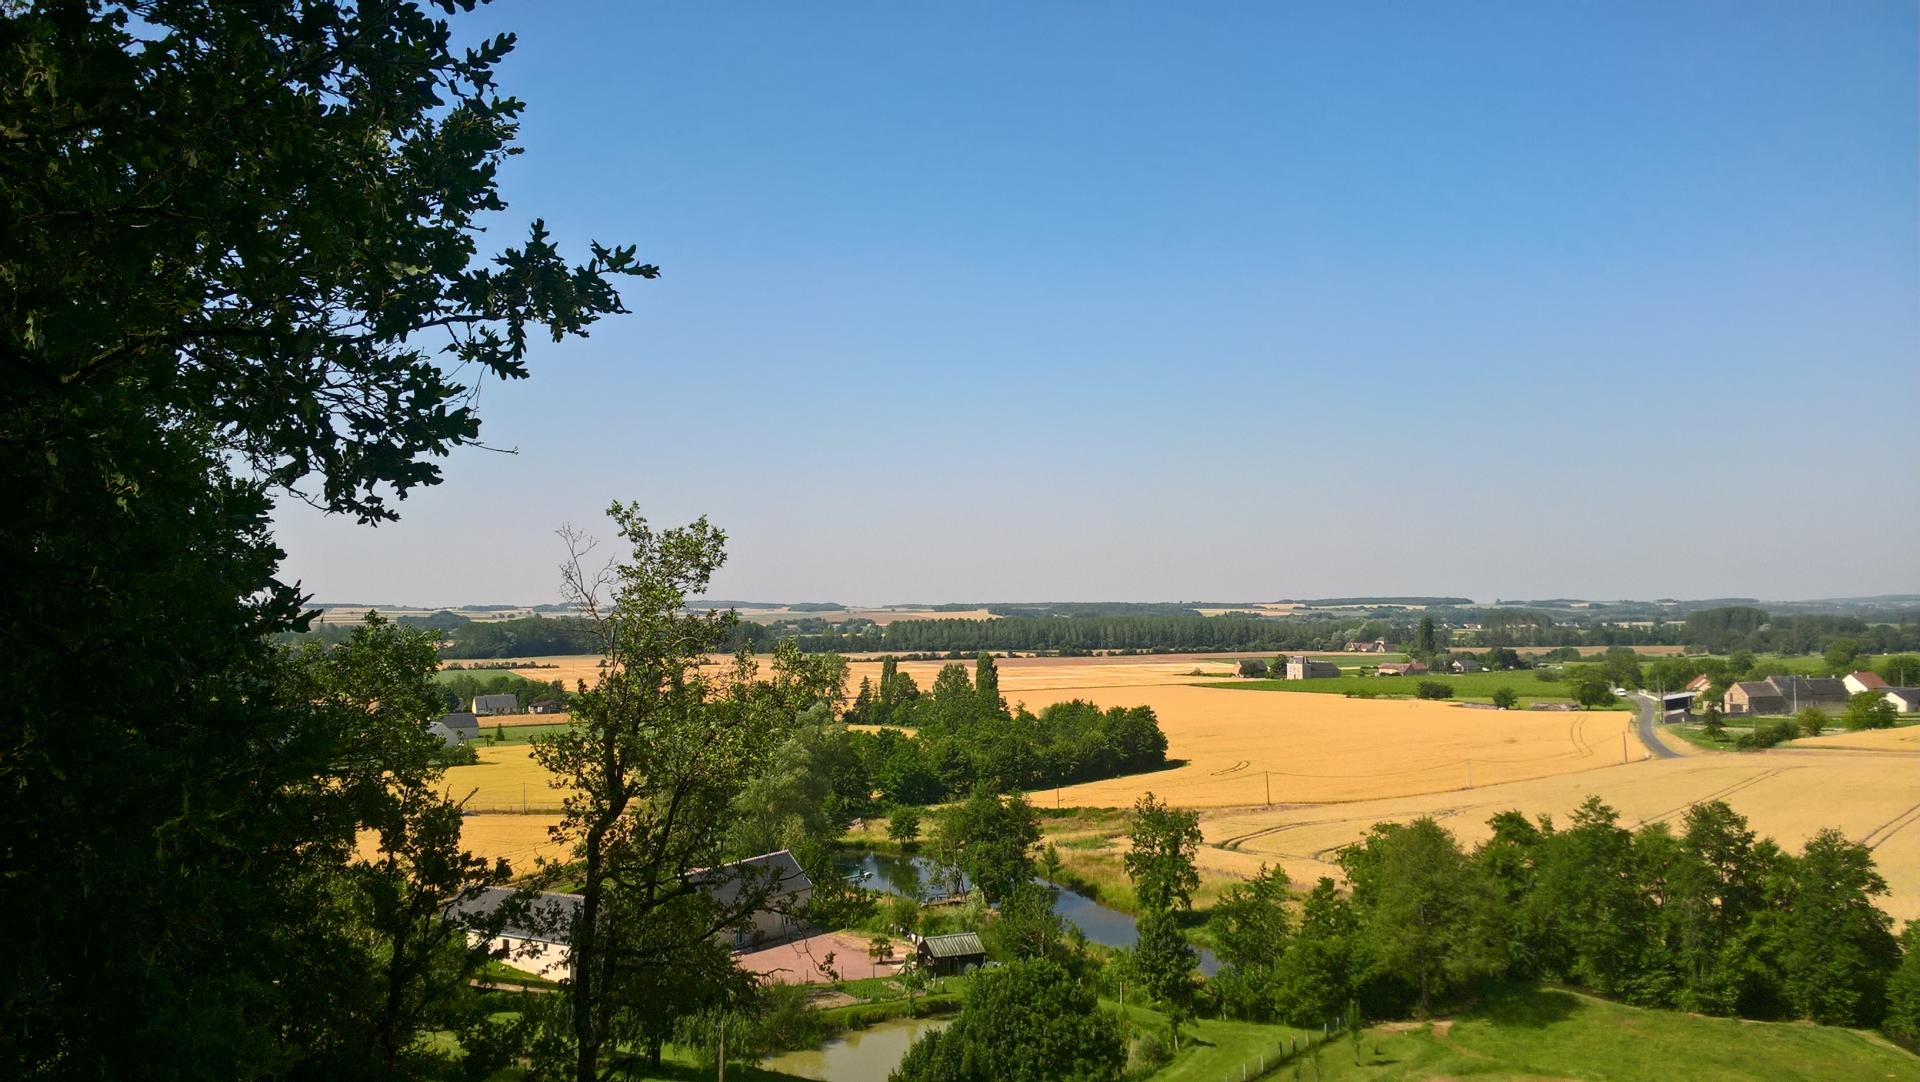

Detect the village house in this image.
[1285,655,1341,680]
[1377,661,1428,676]
[1721,675,1850,717]
[471,692,520,716]
[1451,657,1485,673]
[427,711,479,746]
[1885,688,1920,714]
[1844,670,1890,696]
[1684,673,1713,693]
[451,887,580,981]
[527,698,566,715]
[449,850,815,977]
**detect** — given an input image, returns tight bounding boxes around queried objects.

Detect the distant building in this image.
[1344,639,1392,653]
[1285,655,1341,680]
[1656,691,1694,718]
[449,887,581,981]
[915,931,987,977]
[472,693,519,716]
[1722,676,1849,717]
[1844,671,1890,696]
[691,849,814,950]
[1451,658,1485,673]
[428,711,479,746]
[527,698,566,715]
[1377,661,1428,677]
[1684,674,1713,693]
[1885,688,1920,714]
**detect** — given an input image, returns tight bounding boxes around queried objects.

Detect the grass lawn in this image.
[1200,669,1621,709]
[1318,983,1916,1081]
[1665,722,1744,753]
[1117,1002,1310,1082]
[473,721,574,746]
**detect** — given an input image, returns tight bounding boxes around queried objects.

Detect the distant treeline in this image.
[294,603,1920,661]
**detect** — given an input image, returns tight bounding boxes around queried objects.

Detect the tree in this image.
[889,806,923,846]
[1880,654,1920,686]
[1134,910,1199,1048]
[1124,793,1202,914]
[1491,687,1520,710]
[1272,879,1367,1026]
[892,959,1125,1082]
[1772,829,1899,1026]
[1524,798,1650,999]
[1886,921,1920,1041]
[1844,692,1898,731]
[1796,707,1830,738]
[1209,865,1292,971]
[975,652,1007,717]
[1415,616,1438,657]
[532,508,782,1081]
[3,4,646,1073]
[1824,638,1861,676]
[1342,818,1504,1016]
[1573,679,1617,710]
[934,789,1041,904]
[1238,658,1271,678]
[1701,702,1727,739]
[1415,680,1454,700]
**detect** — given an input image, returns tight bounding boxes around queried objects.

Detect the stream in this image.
[834,849,1220,976]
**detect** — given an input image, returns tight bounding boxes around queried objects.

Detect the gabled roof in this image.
[448,886,581,944]
[920,931,985,959]
[437,712,479,731]
[691,849,811,910]
[1848,671,1890,690]
[1885,687,1920,705]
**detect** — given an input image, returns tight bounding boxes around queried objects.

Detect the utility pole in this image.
[1466,760,1473,789]
[1264,771,1271,807]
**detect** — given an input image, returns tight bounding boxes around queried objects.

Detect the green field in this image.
[1200,670,1623,709]
[1318,983,1915,1081]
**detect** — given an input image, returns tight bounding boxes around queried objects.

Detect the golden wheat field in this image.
[447,652,1920,919]
[1198,744,1920,923]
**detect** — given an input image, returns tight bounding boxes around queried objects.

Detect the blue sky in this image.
[276,1,1918,605]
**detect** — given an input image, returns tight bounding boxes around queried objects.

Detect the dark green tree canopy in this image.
[3,0,652,522]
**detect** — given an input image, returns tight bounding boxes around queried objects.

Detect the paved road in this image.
[1629,693,1680,759]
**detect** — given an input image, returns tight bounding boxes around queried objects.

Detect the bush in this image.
[433,741,479,767]
[1127,1029,1173,1073]
[1237,659,1270,678]
[1533,668,1563,683]
[1796,707,1830,738]
[1736,720,1797,750]
[1415,680,1454,700]
[1491,687,1519,710]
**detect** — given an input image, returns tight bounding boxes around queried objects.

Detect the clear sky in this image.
[275,1,1919,607]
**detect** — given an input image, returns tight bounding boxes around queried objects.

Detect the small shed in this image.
[1656,691,1694,718]
[472,693,520,715]
[917,931,986,977]
[528,698,566,715]
[1451,658,1485,673]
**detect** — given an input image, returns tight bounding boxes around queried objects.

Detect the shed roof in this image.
[920,932,985,959]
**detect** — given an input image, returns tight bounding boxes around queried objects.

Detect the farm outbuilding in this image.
[691,849,813,951]
[472,693,520,715]
[428,712,479,746]
[915,931,986,976]
[1886,688,1920,714]
[1284,655,1340,680]
[448,886,581,981]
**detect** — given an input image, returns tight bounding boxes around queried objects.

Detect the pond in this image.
[761,1015,948,1082]
[833,849,1219,977]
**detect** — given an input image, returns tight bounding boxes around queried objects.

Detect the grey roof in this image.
[437,712,479,731]
[473,694,519,711]
[1764,676,1850,704]
[1886,687,1920,704]
[690,849,811,910]
[448,886,581,944]
[920,931,985,959]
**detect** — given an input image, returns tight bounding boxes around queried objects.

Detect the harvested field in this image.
[468,711,571,728]
[443,745,571,811]
[456,814,567,870]
[1199,745,1920,923]
[1041,685,1641,806]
